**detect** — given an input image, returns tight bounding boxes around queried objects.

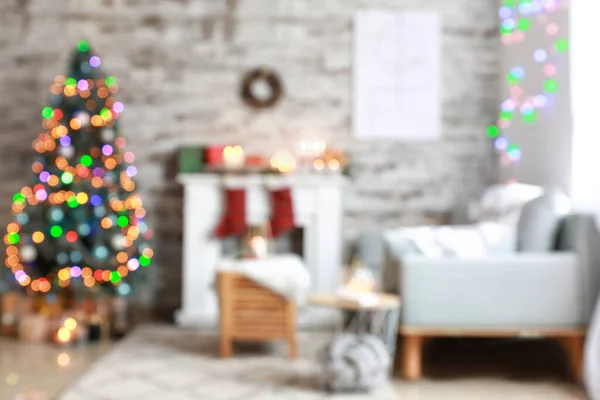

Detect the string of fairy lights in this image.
[4,41,153,294]
[487,0,569,164]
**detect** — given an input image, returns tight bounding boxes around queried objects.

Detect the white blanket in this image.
[217,254,311,305]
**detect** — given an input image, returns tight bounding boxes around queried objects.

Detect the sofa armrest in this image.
[401,253,584,326]
[556,213,600,320]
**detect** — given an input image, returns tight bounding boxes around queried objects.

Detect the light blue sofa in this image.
[355,212,600,379]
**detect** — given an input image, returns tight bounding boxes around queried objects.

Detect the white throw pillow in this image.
[434,226,488,258]
[434,223,516,258]
[384,226,449,259]
[383,223,517,260]
[477,221,517,254]
[474,183,544,225]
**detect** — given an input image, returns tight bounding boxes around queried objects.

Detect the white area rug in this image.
[59,325,397,400]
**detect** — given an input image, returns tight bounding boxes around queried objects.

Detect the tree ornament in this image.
[57,252,69,265]
[111,234,125,250]
[19,245,37,262]
[101,128,115,142]
[93,246,109,259]
[70,251,82,263]
[117,282,131,296]
[103,173,114,184]
[138,221,148,233]
[94,207,106,218]
[58,145,75,159]
[16,213,29,224]
[78,223,91,236]
[74,111,90,128]
[49,207,64,223]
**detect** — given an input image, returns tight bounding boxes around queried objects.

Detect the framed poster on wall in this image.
[353,10,442,141]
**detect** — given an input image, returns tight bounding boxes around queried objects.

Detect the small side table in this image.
[308,293,401,357]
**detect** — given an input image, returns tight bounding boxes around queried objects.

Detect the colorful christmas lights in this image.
[4,42,153,293]
[489,0,569,164]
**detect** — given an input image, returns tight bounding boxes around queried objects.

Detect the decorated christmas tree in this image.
[3,41,153,298]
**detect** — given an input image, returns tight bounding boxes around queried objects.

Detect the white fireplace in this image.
[175,173,347,328]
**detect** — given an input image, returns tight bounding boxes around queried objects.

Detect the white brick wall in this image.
[0,0,499,315]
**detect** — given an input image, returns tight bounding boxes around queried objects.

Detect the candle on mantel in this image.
[270,150,296,173]
[296,140,326,171]
[328,159,340,171]
[223,145,245,170]
[296,140,326,158]
[313,158,325,171]
[205,145,226,167]
[250,236,268,258]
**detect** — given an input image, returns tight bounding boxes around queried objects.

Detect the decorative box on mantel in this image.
[175,173,348,329]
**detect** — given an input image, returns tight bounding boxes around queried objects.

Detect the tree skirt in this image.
[59,325,397,400]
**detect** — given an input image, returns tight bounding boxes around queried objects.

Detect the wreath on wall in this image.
[240,67,284,109]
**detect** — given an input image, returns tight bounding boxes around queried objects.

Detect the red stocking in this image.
[214,188,246,238]
[269,188,296,237]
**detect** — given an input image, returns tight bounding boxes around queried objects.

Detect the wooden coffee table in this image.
[308,293,401,357]
[308,293,401,310]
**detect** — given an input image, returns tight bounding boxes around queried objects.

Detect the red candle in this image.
[205,145,227,167]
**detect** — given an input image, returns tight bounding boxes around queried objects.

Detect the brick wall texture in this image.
[1,0,499,318]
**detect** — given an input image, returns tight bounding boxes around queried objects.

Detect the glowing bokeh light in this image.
[57,353,70,367]
[494,137,509,151]
[546,22,558,36]
[498,6,512,18]
[77,80,89,91]
[5,44,157,292]
[555,39,569,53]
[126,166,138,177]
[511,66,526,80]
[89,56,101,68]
[507,145,522,162]
[533,94,547,108]
[60,136,71,146]
[70,266,82,277]
[491,0,568,168]
[543,64,557,77]
[534,49,547,62]
[544,79,558,93]
[77,40,89,52]
[112,102,124,113]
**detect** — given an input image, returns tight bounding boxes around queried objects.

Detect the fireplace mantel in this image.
[175,173,348,328]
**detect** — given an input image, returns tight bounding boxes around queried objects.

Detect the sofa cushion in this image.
[478,221,518,254]
[473,183,544,225]
[383,222,516,259]
[517,189,572,252]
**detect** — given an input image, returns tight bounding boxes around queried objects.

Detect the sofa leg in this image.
[558,336,584,381]
[403,334,423,381]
